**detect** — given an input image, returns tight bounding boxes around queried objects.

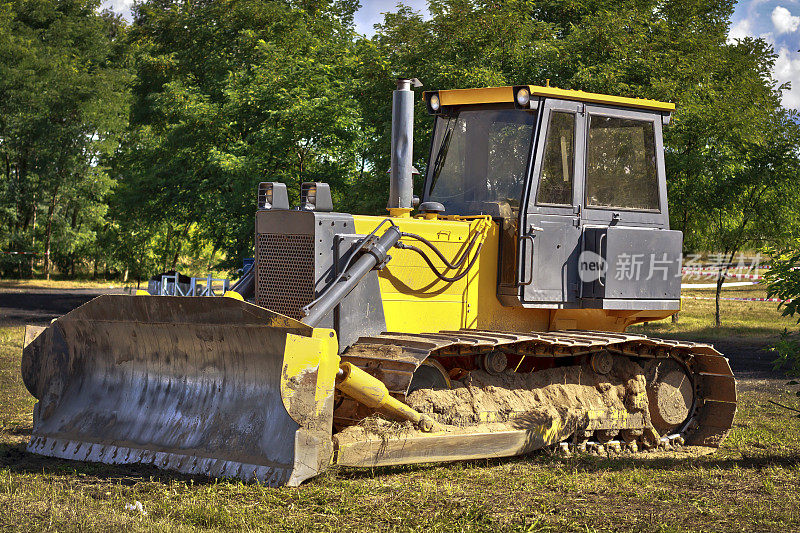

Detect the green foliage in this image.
[2,0,800,284]
[111,0,364,270]
[765,241,800,320]
[0,0,131,278]
[765,242,800,376]
[771,330,800,377]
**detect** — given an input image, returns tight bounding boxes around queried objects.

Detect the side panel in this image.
[350,215,553,335]
[351,216,475,333]
[582,226,682,301]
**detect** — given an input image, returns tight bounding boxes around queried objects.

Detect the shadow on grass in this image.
[632,325,782,342]
[3,439,798,488]
[328,448,800,482]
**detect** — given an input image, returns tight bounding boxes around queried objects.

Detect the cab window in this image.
[585,115,659,211]
[426,106,536,215]
[536,111,575,206]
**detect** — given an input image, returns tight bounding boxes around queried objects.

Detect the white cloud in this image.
[728,18,753,41]
[771,6,800,34]
[101,0,133,20]
[775,46,800,109]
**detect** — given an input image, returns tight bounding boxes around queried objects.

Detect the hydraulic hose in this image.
[302,223,402,327]
[400,230,481,270]
[397,239,484,283]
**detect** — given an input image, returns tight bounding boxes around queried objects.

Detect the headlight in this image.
[257,182,289,210]
[429,93,441,111]
[516,87,530,106]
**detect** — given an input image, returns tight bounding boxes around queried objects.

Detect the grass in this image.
[631,282,798,343]
[1,282,799,531]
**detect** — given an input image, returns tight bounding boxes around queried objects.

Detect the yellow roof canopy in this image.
[427,85,675,113]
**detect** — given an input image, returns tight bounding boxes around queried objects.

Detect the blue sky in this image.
[102,0,799,109]
[730,1,800,109]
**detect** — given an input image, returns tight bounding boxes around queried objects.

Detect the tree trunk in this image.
[162,225,173,273]
[714,251,737,328]
[170,222,192,270]
[43,184,60,281]
[714,273,724,327]
[31,192,37,247]
[2,153,9,231]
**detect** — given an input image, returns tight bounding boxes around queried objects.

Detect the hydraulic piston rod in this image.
[302,225,402,328]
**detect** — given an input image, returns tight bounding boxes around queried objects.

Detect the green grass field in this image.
[632,282,798,342]
[1,285,799,532]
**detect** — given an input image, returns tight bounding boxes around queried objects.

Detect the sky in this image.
[730,0,800,109]
[102,0,799,110]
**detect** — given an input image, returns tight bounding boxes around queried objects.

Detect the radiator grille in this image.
[255,233,315,319]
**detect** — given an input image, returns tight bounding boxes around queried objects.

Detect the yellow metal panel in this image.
[527,85,675,112]
[281,331,340,417]
[437,86,514,106]
[351,214,550,334]
[431,85,674,112]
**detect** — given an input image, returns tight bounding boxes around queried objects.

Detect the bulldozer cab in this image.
[422,86,682,311]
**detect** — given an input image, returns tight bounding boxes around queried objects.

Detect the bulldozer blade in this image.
[21,295,340,487]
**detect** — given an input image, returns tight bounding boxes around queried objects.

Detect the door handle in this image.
[598,233,607,287]
[518,233,536,286]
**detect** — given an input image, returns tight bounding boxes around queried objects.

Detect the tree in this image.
[690,111,800,325]
[0,0,131,278]
[111,0,365,272]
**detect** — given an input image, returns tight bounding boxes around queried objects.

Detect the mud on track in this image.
[0,287,127,327]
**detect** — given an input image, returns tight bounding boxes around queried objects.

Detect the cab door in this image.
[580,105,668,228]
[520,99,585,305]
[578,105,681,304]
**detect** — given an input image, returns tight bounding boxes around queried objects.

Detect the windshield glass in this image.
[425,107,537,215]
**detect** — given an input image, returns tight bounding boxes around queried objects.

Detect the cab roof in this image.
[425,85,675,113]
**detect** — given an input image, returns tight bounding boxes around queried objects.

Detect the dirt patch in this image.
[406,360,647,427]
[634,445,716,459]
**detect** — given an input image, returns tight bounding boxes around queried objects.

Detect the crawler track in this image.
[340,330,737,448]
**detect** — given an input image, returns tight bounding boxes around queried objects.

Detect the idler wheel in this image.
[590,351,614,374]
[647,361,693,434]
[408,359,451,394]
[481,352,508,375]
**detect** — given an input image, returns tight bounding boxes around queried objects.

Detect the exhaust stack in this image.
[388,78,420,215]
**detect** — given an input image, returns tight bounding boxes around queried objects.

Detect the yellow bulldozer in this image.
[21,80,736,487]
